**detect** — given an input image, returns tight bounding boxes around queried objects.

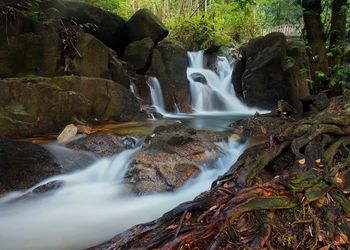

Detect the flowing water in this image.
[0,52,258,249]
[0,140,244,250]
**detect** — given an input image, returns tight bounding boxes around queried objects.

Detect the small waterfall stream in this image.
[147,51,258,116]
[0,140,245,250]
[187,51,253,113]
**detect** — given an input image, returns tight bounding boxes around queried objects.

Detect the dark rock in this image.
[204,44,221,55]
[0,139,61,195]
[0,11,63,78]
[233,33,310,111]
[126,8,168,43]
[66,132,137,157]
[124,123,227,194]
[0,76,145,137]
[123,37,154,72]
[148,41,191,112]
[44,0,127,55]
[300,94,329,113]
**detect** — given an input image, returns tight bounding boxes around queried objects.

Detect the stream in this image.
[0,51,261,250]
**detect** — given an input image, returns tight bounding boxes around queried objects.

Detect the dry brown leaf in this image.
[260,126,268,135]
[166,224,178,230]
[315,159,321,164]
[334,233,348,245]
[339,233,349,244]
[335,172,343,184]
[185,212,192,220]
[298,158,306,165]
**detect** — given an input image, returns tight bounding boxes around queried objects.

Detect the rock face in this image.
[0,139,61,194]
[233,32,310,111]
[148,41,192,112]
[0,11,62,78]
[66,132,137,157]
[123,38,154,72]
[126,8,169,43]
[124,123,226,194]
[40,0,127,54]
[0,76,144,137]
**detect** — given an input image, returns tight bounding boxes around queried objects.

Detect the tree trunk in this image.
[329,0,348,67]
[301,0,329,93]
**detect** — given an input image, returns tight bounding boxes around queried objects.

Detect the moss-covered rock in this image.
[123,37,154,72]
[126,8,168,43]
[0,76,145,137]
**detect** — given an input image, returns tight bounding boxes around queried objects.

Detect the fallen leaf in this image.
[335,172,343,184]
[298,158,306,165]
[260,126,268,135]
[315,159,321,164]
[166,224,178,230]
[185,212,192,220]
[339,233,349,244]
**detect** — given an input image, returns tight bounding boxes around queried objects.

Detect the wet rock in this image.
[66,132,137,157]
[124,123,227,194]
[148,41,191,113]
[0,139,61,195]
[57,124,78,143]
[123,37,154,72]
[233,33,310,111]
[126,8,168,43]
[0,76,145,137]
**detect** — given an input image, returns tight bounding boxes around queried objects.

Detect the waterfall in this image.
[0,140,245,250]
[187,51,253,113]
[149,77,166,114]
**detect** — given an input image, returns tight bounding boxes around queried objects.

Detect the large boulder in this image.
[123,37,154,73]
[125,8,168,43]
[40,0,127,54]
[0,10,63,78]
[0,139,61,195]
[0,8,131,86]
[233,33,310,111]
[123,123,226,194]
[0,76,144,137]
[148,41,192,112]
[66,132,137,157]
[71,33,131,87]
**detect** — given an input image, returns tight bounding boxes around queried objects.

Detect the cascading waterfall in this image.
[0,139,245,250]
[146,51,257,117]
[187,51,253,113]
[149,77,166,114]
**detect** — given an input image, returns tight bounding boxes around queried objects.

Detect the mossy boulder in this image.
[40,0,127,54]
[233,33,310,111]
[148,41,191,112]
[123,37,154,72]
[0,12,62,78]
[0,76,144,137]
[126,8,168,43]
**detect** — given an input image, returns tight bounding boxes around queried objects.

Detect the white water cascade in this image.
[149,77,166,114]
[187,50,254,114]
[0,140,245,250]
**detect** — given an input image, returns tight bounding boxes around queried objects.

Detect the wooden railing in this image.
[262,24,302,37]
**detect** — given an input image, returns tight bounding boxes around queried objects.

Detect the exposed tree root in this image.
[89,97,350,250]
